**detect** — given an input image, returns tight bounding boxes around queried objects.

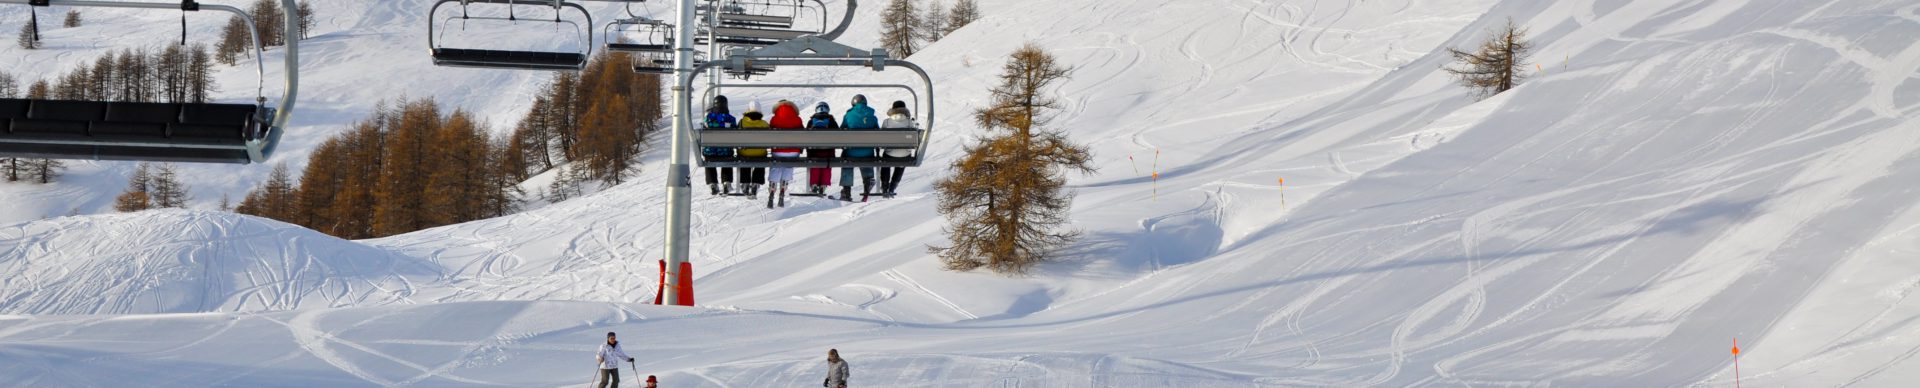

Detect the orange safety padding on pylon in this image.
[675,262,696,306]
[655,260,667,305]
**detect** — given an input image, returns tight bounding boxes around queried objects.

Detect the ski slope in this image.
[6,0,1920,386]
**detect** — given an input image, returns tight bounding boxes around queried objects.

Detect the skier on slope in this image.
[766,100,806,208]
[703,95,739,196]
[596,332,635,388]
[839,95,881,202]
[877,100,916,198]
[737,102,771,199]
[805,102,841,196]
[824,348,850,388]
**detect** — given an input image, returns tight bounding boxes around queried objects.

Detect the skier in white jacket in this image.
[596,332,635,388]
[824,348,851,387]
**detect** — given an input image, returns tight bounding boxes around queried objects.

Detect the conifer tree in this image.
[187,44,216,103]
[17,15,38,50]
[114,164,155,212]
[149,163,191,208]
[215,16,248,65]
[577,94,638,184]
[0,71,17,98]
[157,44,189,103]
[945,0,979,36]
[63,10,81,28]
[879,0,921,57]
[239,163,298,221]
[24,158,64,184]
[422,110,493,225]
[1444,18,1532,99]
[250,0,285,47]
[27,80,50,99]
[544,163,585,203]
[922,1,948,43]
[373,99,441,236]
[933,43,1094,274]
[484,136,526,217]
[297,1,316,40]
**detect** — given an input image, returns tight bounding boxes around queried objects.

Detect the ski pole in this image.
[630,361,640,388]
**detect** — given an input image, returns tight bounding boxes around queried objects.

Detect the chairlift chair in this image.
[716,0,797,27]
[429,0,594,71]
[684,37,934,169]
[604,17,675,53]
[0,0,300,164]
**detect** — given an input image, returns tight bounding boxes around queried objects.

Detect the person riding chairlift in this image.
[703,95,739,196]
[804,102,839,196]
[737,102,770,199]
[765,100,806,208]
[839,94,880,201]
[878,100,916,197]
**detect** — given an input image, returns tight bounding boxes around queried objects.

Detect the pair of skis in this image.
[588,361,640,387]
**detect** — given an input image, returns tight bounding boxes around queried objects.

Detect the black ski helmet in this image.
[710,95,729,113]
[891,100,907,110]
[815,102,831,113]
[851,94,868,106]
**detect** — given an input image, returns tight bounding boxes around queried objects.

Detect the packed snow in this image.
[4,0,1920,386]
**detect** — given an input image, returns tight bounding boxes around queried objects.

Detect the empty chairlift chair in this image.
[698,0,825,48]
[429,0,594,71]
[0,0,299,164]
[688,37,934,169]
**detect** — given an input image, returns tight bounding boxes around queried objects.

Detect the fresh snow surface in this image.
[6,0,1920,386]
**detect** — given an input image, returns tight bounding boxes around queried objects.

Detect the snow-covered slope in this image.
[5,0,1920,386]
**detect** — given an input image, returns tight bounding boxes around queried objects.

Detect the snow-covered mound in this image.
[3,0,1920,386]
[0,210,425,314]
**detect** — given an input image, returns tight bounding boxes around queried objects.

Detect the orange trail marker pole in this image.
[1732,338,1742,388]
[1278,177,1286,208]
[1152,150,1161,201]
[1129,155,1140,176]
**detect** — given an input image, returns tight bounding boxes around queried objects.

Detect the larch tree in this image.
[187,44,217,103]
[158,44,190,103]
[422,110,494,225]
[297,0,316,40]
[1444,18,1532,99]
[16,13,38,49]
[26,159,62,184]
[921,1,949,43]
[237,162,297,221]
[215,16,249,65]
[0,71,19,97]
[149,163,191,208]
[257,163,299,220]
[249,0,285,47]
[944,0,979,36]
[932,42,1094,274]
[114,164,155,212]
[373,99,441,236]
[880,0,921,58]
[27,80,50,99]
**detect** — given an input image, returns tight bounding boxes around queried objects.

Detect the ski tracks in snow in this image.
[884,270,977,320]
